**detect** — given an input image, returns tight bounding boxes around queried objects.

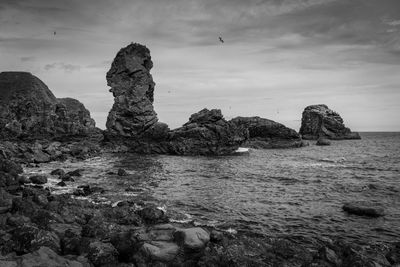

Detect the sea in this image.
[25,132,400,246]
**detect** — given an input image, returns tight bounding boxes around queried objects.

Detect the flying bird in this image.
[219,36,224,43]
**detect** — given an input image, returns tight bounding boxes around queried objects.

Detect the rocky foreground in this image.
[1,155,400,267]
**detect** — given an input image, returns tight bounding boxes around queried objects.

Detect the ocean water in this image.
[26,132,400,245]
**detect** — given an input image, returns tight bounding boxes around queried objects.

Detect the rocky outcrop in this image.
[168,109,247,155]
[299,105,361,140]
[230,116,304,149]
[0,72,100,140]
[105,43,247,155]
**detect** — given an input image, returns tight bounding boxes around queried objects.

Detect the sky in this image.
[1,0,400,131]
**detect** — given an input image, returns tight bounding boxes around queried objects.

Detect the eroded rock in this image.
[300,104,361,140]
[230,116,304,149]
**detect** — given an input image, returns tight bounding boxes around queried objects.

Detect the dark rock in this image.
[316,137,331,146]
[117,168,128,176]
[88,241,119,266]
[7,215,31,227]
[0,158,23,175]
[168,109,248,155]
[0,188,13,214]
[138,206,168,224]
[32,194,49,206]
[342,203,385,217]
[74,185,105,197]
[300,104,361,140]
[29,175,47,184]
[66,169,83,177]
[110,230,140,262]
[56,181,66,187]
[210,230,224,243]
[51,168,65,176]
[0,71,99,140]
[386,242,400,265]
[61,228,83,255]
[230,116,304,149]
[60,174,74,182]
[10,224,53,254]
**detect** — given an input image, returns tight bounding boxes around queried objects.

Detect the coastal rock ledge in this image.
[105,43,247,155]
[299,104,361,140]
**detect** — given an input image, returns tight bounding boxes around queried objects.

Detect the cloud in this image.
[44,62,81,73]
[20,56,35,62]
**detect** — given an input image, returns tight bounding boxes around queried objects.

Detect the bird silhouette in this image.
[219,36,224,43]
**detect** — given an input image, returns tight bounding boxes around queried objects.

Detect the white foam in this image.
[235,147,250,153]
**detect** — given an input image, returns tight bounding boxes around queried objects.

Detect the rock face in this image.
[168,109,247,155]
[299,105,361,140]
[0,72,99,140]
[105,43,247,155]
[230,116,304,149]
[105,43,163,138]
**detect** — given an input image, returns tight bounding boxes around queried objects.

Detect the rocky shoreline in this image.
[1,154,399,267]
[1,42,386,266]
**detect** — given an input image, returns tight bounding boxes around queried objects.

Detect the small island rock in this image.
[300,104,361,140]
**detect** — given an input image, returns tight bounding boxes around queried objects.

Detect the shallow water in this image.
[25,132,400,245]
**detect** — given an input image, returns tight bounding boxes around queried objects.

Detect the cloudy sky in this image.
[1,0,400,131]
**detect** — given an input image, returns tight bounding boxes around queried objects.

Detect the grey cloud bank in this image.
[0,0,399,131]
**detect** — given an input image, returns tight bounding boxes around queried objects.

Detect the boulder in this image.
[140,241,179,262]
[174,227,210,250]
[0,71,99,140]
[168,109,247,155]
[316,137,331,146]
[29,175,48,185]
[342,203,384,217]
[88,241,119,266]
[117,168,128,176]
[50,169,65,176]
[138,206,168,224]
[230,116,304,149]
[299,104,361,140]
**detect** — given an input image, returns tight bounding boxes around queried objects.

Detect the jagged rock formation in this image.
[230,116,304,149]
[105,43,247,155]
[105,43,163,138]
[299,105,361,140]
[55,98,97,137]
[168,109,248,155]
[0,72,99,140]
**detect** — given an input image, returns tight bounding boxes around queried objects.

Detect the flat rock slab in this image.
[141,241,179,262]
[342,203,385,217]
[174,227,210,250]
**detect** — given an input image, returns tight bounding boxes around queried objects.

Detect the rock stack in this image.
[299,104,361,140]
[105,43,166,138]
